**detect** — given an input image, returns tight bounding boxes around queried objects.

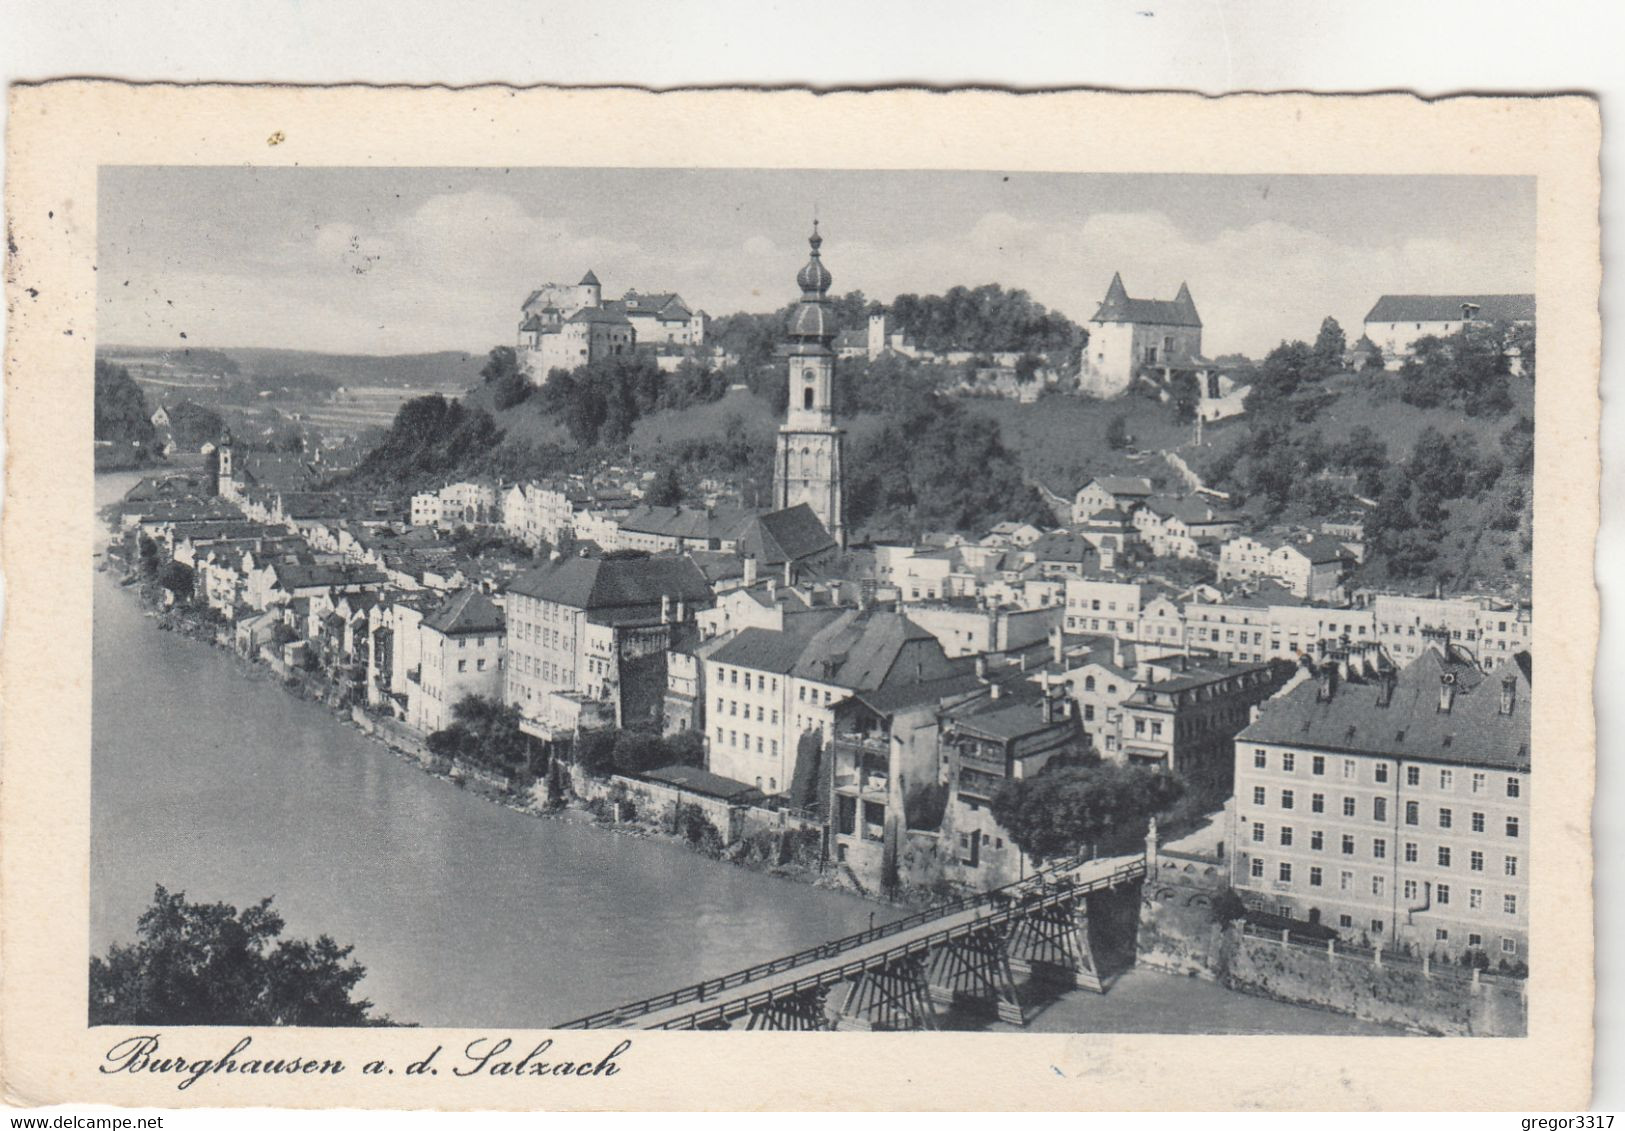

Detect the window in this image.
[1312,755,1325,776]
[1282,752,1295,772]
[1405,801,1419,826]
[1343,759,1356,780]
[1341,835,1355,855]
[1439,808,1453,830]
[1504,856,1518,877]
[1250,858,1264,879]
[1470,850,1484,871]
[1472,772,1486,794]
[1439,769,1453,790]
[1340,870,1354,892]
[1469,888,1483,910]
[1373,797,1387,822]
[1279,826,1294,847]
[457,659,467,672]
[1342,797,1356,818]
[1436,884,1451,905]
[1339,914,1354,929]
[1372,838,1386,859]
[1311,793,1325,813]
[1469,933,1483,947]
[1371,919,1385,935]
[1504,893,1518,915]
[1405,842,1418,863]
[1506,776,1521,798]
[1281,789,1294,810]
[1278,862,1292,882]
[1253,786,1267,806]
[1404,879,1419,900]
[1372,875,1385,897]
[1375,764,1389,784]
[1505,816,1520,838]
[1406,766,1421,787]
[1437,846,1451,868]
[1435,928,1450,942]
[1470,811,1485,833]
[1310,831,1324,851]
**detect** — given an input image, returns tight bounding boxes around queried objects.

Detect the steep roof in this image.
[423,588,506,636]
[506,555,712,610]
[1091,272,1202,328]
[792,610,961,691]
[736,504,837,566]
[579,269,601,286]
[708,626,816,674]
[1238,648,1531,771]
[1364,294,1535,324]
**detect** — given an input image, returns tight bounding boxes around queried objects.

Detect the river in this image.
[91,470,1393,1034]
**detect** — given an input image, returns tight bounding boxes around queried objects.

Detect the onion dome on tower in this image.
[790,222,835,344]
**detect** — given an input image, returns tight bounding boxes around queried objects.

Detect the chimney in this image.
[661,594,671,624]
[1317,665,1337,702]
[784,560,794,587]
[1499,673,1516,715]
[1042,685,1055,724]
[1438,672,1457,714]
[990,681,1002,700]
[1377,669,1396,708]
[676,597,686,622]
[743,555,758,586]
[975,655,988,681]
[1051,625,1063,666]
[766,578,778,599]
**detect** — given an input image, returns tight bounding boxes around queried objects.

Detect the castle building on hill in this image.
[1077,272,1203,398]
[772,223,847,550]
[516,269,707,382]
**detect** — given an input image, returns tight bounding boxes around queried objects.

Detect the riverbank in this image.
[103,550,919,915]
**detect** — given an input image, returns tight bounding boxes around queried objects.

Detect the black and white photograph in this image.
[0,78,1600,1114]
[90,166,1537,1036]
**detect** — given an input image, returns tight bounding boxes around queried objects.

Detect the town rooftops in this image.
[792,609,961,691]
[1136,654,1279,695]
[619,503,753,542]
[506,554,713,610]
[271,561,388,591]
[422,588,506,636]
[1091,273,1202,328]
[1238,647,1531,771]
[1364,294,1536,325]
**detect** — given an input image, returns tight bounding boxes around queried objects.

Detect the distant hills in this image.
[97,345,485,390]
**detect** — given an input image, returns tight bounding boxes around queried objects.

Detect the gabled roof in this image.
[1364,294,1535,324]
[423,588,506,636]
[621,291,692,321]
[792,610,961,692]
[735,505,836,566]
[1239,648,1530,771]
[1091,272,1202,328]
[568,306,632,326]
[619,504,753,542]
[506,555,713,610]
[1028,530,1097,565]
[708,626,816,673]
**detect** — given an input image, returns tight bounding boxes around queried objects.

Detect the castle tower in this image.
[773,222,846,548]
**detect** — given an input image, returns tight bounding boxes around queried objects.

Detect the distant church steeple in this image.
[773,221,846,548]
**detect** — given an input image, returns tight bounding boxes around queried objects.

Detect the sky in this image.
[97,168,1535,359]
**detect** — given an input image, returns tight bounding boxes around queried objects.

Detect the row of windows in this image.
[513,654,563,682]
[713,727,780,758]
[1248,859,1521,914]
[714,667,779,694]
[1251,750,1523,799]
[1250,822,1521,874]
[716,698,779,725]
[1251,787,1521,836]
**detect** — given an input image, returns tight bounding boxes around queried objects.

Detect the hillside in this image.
[101,346,486,389]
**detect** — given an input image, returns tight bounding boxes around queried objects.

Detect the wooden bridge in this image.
[555,852,1149,1031]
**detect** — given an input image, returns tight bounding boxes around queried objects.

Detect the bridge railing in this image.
[555,853,1146,1029]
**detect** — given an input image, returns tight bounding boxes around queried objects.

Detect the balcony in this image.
[834,769,890,798]
[957,767,1007,802]
[835,731,889,756]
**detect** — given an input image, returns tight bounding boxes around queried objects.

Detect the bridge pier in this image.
[745,986,830,1030]
[926,924,1026,1025]
[832,952,939,1031]
[1008,896,1103,992]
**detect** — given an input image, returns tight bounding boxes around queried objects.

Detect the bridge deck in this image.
[580,854,1145,1031]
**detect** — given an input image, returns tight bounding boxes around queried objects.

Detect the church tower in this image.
[773,222,846,548]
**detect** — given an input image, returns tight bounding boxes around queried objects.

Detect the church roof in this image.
[1091,272,1202,328]
[736,504,837,566]
[579,269,601,286]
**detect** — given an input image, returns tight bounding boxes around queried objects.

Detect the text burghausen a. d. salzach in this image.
[101,1034,632,1092]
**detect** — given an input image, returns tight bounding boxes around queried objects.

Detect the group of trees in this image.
[94,360,157,449]
[1397,322,1524,417]
[573,727,705,779]
[90,886,388,1026]
[426,696,536,779]
[349,393,502,489]
[845,392,1054,536]
[989,757,1184,863]
[537,354,729,448]
[887,284,1086,356]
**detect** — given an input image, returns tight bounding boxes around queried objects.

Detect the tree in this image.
[89,886,389,1026]
[156,560,196,602]
[480,345,531,411]
[647,466,683,507]
[989,761,1184,863]
[1255,340,1315,401]
[1311,316,1347,377]
[1105,413,1131,451]
[94,360,157,447]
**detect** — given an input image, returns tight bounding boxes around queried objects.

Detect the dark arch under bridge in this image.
[555,853,1149,1032]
